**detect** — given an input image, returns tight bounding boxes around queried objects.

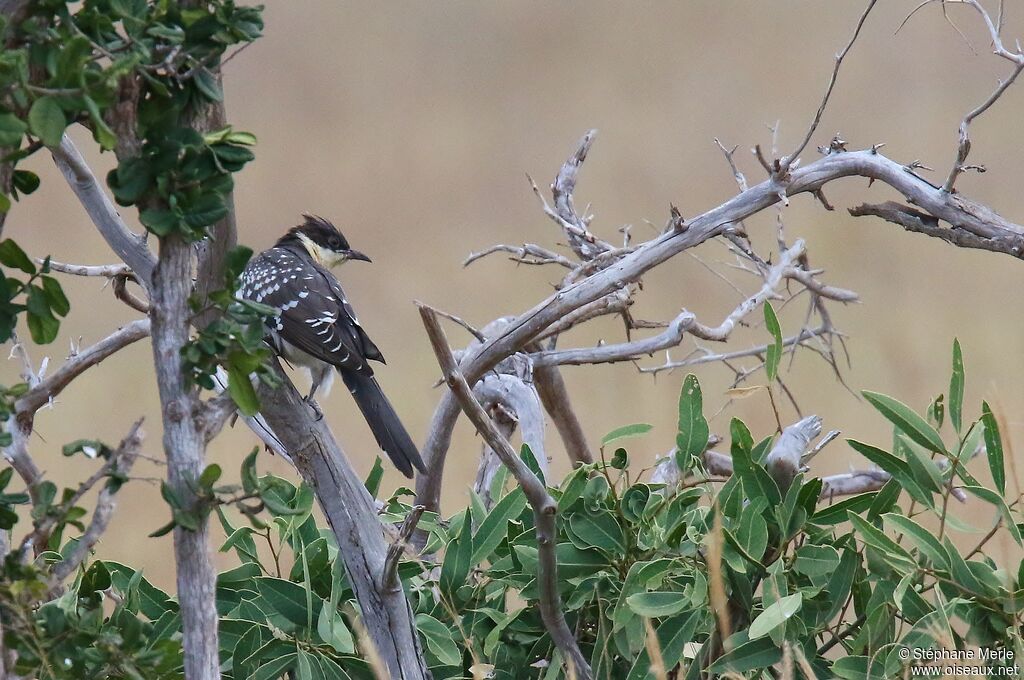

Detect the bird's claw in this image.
[304,395,324,421]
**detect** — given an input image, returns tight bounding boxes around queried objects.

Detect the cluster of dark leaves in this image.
[181,245,281,416]
[0,239,68,344]
[0,2,276,414]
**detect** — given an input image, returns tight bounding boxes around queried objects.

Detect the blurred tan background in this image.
[3,2,1023,588]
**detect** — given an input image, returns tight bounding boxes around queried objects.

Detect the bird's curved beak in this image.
[346,249,372,263]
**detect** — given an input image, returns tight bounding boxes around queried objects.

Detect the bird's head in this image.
[277,214,372,268]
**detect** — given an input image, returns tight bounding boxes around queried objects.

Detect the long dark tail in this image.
[341,370,426,478]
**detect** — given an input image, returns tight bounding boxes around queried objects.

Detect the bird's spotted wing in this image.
[240,247,371,373]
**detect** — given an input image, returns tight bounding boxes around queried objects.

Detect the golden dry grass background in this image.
[2,2,1023,588]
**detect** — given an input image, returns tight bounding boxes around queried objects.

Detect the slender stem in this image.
[419,304,592,680]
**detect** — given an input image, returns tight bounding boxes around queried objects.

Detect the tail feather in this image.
[341,371,426,478]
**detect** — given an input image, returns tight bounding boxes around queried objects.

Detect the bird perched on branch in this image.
[239,214,426,478]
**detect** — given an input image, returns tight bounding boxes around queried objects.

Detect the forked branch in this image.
[419,304,592,680]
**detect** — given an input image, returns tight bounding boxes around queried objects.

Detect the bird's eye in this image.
[328,237,341,249]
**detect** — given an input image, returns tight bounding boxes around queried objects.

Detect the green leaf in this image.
[568,510,625,555]
[415,613,461,666]
[226,130,258,146]
[822,549,859,623]
[730,419,781,507]
[961,484,1023,545]
[182,193,228,229]
[675,374,709,472]
[847,439,931,507]
[520,443,545,485]
[316,604,355,654]
[831,656,870,680]
[0,113,27,147]
[602,423,653,446]
[224,245,254,279]
[193,68,224,102]
[793,544,841,577]
[927,393,945,429]
[763,301,783,381]
[625,591,688,618]
[41,276,69,316]
[252,653,297,680]
[83,96,117,150]
[254,577,313,628]
[899,437,943,494]
[0,239,35,273]
[612,559,674,630]
[626,610,701,680]
[471,487,526,565]
[610,447,628,470]
[810,492,878,525]
[439,511,472,601]
[240,447,259,494]
[28,97,66,147]
[198,463,222,489]
[734,502,769,566]
[862,391,946,454]
[364,456,384,498]
[555,543,608,578]
[228,360,260,416]
[949,338,964,432]
[848,512,916,572]
[60,438,107,458]
[139,209,181,237]
[709,636,782,674]
[557,465,588,511]
[748,593,802,640]
[980,401,1005,495]
[881,513,950,570]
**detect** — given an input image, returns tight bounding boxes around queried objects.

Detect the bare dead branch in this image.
[200,391,237,444]
[15,319,150,416]
[44,258,151,312]
[940,0,1024,191]
[421,305,486,343]
[783,0,880,170]
[715,138,749,192]
[786,268,859,302]
[416,138,1024,516]
[530,130,613,260]
[112,273,151,313]
[534,287,632,341]
[256,358,430,679]
[531,358,594,465]
[532,239,854,368]
[45,419,143,584]
[383,504,425,591]
[764,415,823,493]
[532,310,695,367]
[464,243,574,269]
[803,429,842,464]
[148,232,221,680]
[51,134,156,288]
[419,304,591,680]
[473,404,517,507]
[848,201,1023,257]
[41,259,133,278]
[1,418,43,504]
[473,371,547,486]
[819,468,892,497]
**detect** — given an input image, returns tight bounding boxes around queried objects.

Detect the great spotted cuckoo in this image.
[239,215,426,478]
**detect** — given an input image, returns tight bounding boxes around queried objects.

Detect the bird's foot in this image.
[303,395,324,421]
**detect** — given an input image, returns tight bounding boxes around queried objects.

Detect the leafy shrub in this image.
[0,343,1020,679]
